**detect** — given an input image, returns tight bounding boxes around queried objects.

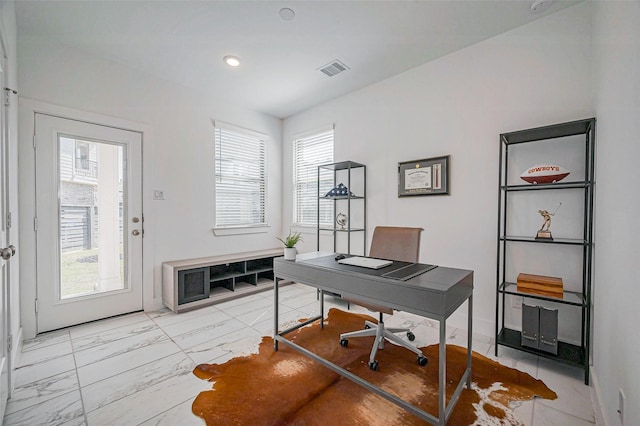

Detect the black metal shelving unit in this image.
[317,161,366,255]
[495,118,595,385]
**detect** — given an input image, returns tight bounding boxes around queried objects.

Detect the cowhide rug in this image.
[193,308,555,425]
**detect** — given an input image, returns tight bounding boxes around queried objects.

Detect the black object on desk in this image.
[382,262,437,281]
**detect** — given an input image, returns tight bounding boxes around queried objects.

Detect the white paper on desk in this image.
[338,257,393,269]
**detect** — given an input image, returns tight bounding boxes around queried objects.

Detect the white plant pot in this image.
[284,247,297,260]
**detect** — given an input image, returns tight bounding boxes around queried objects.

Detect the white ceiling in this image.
[15,0,580,119]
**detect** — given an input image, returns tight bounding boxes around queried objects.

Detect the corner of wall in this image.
[589,367,609,426]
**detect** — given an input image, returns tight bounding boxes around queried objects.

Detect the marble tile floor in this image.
[4,283,596,425]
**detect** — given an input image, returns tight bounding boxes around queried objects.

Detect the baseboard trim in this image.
[145,297,166,312]
[448,309,493,339]
[590,366,608,426]
[11,326,24,396]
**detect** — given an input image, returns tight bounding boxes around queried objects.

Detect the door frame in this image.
[35,113,144,332]
[0,30,13,417]
[19,99,157,339]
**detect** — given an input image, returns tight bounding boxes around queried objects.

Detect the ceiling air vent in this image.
[318,60,350,77]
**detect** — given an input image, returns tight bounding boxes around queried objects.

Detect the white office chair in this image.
[339,226,428,371]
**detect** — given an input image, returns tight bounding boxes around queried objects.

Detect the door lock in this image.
[1,245,16,260]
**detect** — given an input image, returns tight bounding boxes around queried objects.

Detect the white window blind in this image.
[214,123,267,228]
[294,128,334,226]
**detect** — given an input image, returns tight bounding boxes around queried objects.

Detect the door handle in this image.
[132,230,140,236]
[1,245,16,260]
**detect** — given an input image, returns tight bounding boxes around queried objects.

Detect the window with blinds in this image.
[293,128,334,226]
[214,123,267,228]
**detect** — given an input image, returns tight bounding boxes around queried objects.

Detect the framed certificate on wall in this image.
[398,155,450,196]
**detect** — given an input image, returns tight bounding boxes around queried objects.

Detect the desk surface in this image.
[275,252,473,320]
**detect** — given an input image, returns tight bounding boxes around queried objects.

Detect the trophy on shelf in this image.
[535,202,561,240]
[336,212,348,230]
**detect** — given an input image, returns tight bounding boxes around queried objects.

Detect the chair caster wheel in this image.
[417,356,428,366]
[407,331,415,341]
[369,360,379,371]
[340,339,349,347]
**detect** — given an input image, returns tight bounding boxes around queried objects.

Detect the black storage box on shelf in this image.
[521,304,559,355]
[521,304,540,350]
[178,267,210,305]
[539,306,559,355]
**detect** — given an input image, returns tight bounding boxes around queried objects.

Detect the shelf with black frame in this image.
[495,118,595,385]
[316,161,367,255]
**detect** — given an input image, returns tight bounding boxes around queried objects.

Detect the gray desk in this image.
[273,252,474,425]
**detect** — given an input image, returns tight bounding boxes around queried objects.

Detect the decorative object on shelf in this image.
[336,212,348,230]
[522,304,559,355]
[277,231,303,260]
[324,182,355,198]
[520,164,570,184]
[517,273,564,298]
[398,155,450,196]
[535,202,561,240]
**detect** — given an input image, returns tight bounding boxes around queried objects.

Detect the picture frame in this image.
[398,155,450,197]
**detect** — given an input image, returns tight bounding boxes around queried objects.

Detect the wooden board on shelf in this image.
[517,273,563,298]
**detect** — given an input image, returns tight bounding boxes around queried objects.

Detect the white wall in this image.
[17,42,283,338]
[592,2,640,425]
[283,3,594,336]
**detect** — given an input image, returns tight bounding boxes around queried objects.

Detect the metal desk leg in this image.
[467,295,473,388]
[274,277,279,351]
[439,319,446,426]
[320,289,325,329]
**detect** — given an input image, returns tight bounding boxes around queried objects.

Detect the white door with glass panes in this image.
[35,114,143,332]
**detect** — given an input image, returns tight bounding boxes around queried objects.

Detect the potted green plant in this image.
[277,231,303,260]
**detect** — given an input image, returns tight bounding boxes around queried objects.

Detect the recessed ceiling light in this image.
[223,56,241,67]
[279,7,295,21]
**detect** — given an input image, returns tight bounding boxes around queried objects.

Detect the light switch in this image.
[153,190,165,200]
